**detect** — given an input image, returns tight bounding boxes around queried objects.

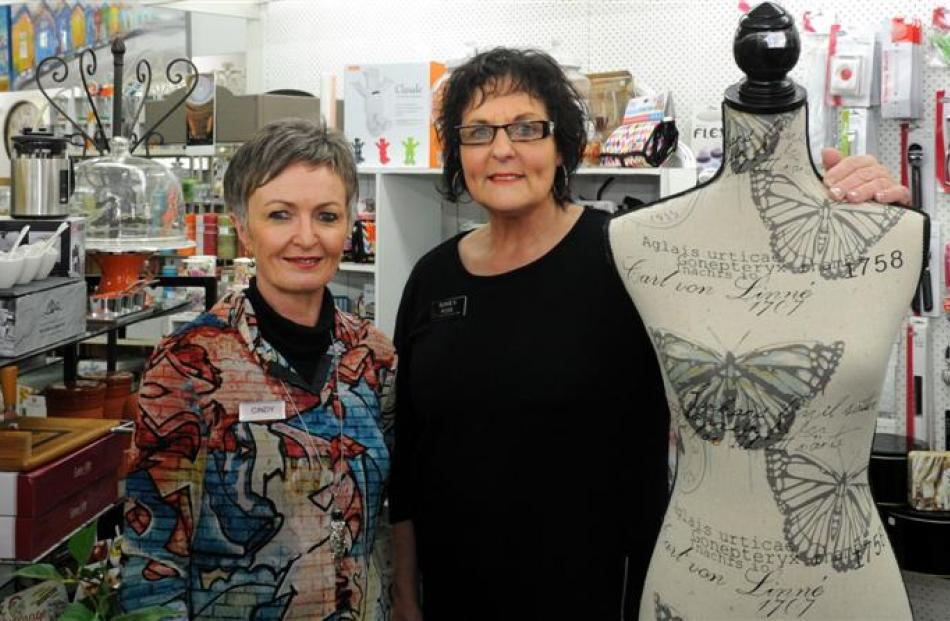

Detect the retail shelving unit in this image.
[351,165,696,337]
[0,294,210,595]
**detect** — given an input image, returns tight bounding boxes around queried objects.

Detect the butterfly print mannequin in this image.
[608,4,924,619]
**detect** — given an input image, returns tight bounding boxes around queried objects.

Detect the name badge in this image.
[430,295,467,321]
[239,400,286,422]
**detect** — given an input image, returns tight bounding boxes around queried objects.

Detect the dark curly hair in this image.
[437,47,587,205]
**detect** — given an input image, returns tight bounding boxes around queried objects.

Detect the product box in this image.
[0,431,129,518]
[690,106,723,181]
[0,471,118,560]
[0,277,86,357]
[0,216,86,277]
[144,86,326,145]
[908,451,950,510]
[344,62,446,168]
[0,580,69,621]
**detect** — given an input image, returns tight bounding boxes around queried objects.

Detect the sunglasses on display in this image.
[455,120,555,145]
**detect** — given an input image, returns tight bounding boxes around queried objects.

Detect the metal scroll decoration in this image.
[35,37,198,155]
[126,58,153,149]
[131,58,199,152]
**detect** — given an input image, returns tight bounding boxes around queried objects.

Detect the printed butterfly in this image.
[652,330,843,450]
[672,419,708,494]
[766,448,875,572]
[654,592,686,621]
[726,111,792,174]
[750,168,904,279]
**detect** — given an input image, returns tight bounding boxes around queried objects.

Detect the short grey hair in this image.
[223,118,359,225]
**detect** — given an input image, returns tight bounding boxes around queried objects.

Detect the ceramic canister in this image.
[78,371,133,419]
[45,380,106,419]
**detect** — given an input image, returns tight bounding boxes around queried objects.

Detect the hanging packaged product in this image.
[836,107,878,156]
[906,317,934,448]
[928,8,950,67]
[881,17,923,119]
[905,124,936,214]
[800,14,838,162]
[935,91,950,194]
[825,27,878,108]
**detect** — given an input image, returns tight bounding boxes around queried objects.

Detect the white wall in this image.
[189,11,248,57]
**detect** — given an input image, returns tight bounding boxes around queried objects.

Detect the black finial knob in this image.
[111,37,126,56]
[724,2,805,113]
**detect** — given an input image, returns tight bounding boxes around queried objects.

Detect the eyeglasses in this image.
[455,120,555,146]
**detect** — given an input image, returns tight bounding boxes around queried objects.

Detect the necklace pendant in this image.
[329,510,347,565]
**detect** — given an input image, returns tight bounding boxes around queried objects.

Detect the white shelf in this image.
[339,262,375,274]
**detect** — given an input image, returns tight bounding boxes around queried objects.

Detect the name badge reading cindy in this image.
[430,295,467,321]
[239,400,286,423]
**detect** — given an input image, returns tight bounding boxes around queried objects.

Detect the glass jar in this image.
[217,214,236,260]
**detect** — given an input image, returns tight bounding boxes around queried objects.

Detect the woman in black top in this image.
[388,48,910,621]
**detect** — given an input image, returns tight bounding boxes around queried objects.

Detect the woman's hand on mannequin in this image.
[821,148,912,206]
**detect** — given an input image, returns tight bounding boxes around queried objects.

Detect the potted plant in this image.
[14,520,177,621]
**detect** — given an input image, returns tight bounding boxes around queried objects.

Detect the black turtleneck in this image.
[244,278,335,387]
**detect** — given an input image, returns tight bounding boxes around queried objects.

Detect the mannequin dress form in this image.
[608,4,925,619]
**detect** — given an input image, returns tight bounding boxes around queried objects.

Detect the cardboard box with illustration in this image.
[344,62,446,168]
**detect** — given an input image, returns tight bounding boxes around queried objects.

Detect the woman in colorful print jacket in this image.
[120,120,396,620]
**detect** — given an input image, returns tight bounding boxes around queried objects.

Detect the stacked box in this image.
[0,431,127,560]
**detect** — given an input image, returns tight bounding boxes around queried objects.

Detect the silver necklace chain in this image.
[277,357,349,568]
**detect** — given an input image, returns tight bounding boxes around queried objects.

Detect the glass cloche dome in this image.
[69,136,194,252]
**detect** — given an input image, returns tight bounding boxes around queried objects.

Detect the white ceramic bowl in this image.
[0,252,24,288]
[36,247,58,280]
[15,245,45,284]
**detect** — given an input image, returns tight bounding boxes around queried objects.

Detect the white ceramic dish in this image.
[35,246,58,280]
[0,252,24,288]
[15,245,45,284]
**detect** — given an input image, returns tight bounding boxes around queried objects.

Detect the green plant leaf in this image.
[69,521,98,568]
[13,563,63,582]
[58,602,96,621]
[111,606,181,621]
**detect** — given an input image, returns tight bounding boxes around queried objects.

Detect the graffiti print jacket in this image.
[120,290,396,620]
